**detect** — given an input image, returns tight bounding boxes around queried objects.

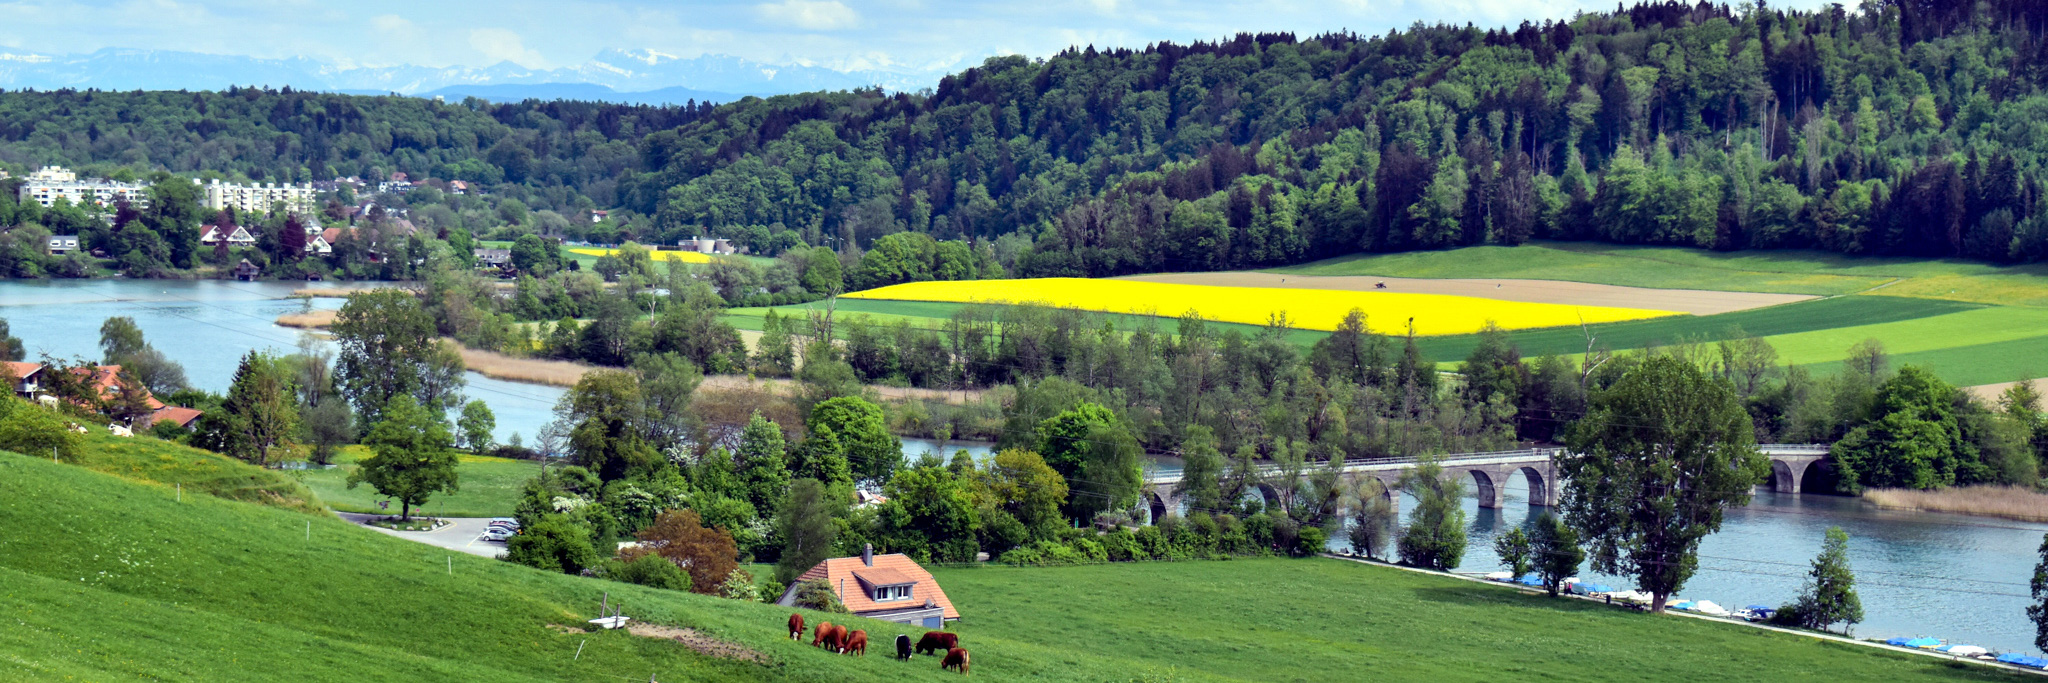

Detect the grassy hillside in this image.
[0,449,2011,681]
[298,446,542,518]
[64,425,322,514]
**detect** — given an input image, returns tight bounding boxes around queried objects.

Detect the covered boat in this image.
[1886,637,1941,649]
[1938,645,1989,657]
[1692,600,1731,617]
[1484,571,1513,581]
[1573,583,1616,595]
[1996,653,2048,669]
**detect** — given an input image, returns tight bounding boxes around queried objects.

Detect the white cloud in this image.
[369,14,415,33]
[755,0,860,31]
[468,27,548,68]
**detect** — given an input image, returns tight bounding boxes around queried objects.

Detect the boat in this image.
[1736,605,1776,622]
[1483,571,1513,581]
[1885,637,1942,649]
[1938,645,1989,657]
[1573,583,1616,596]
[1692,600,1731,617]
[1996,653,2048,669]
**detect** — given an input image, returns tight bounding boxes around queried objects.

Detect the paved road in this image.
[335,512,507,559]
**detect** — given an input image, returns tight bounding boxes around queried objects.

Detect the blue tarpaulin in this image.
[1670,601,1696,610]
[1744,605,1773,611]
[1996,654,2048,668]
[1887,637,1941,648]
[1575,583,1615,594]
[1516,574,1545,586]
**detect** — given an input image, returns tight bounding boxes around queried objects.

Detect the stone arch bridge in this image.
[1140,444,1831,522]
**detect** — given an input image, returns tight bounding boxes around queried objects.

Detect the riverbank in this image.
[1864,485,2048,523]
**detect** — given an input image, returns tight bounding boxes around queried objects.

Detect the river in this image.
[4,279,2042,654]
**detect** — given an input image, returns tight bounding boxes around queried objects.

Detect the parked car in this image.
[481,526,515,542]
[489,518,519,529]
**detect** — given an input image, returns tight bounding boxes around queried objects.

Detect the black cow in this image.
[895,634,913,660]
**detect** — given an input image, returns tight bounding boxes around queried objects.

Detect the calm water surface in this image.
[0,280,563,443]
[6,280,2042,654]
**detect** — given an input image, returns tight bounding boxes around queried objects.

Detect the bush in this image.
[609,553,690,590]
[791,578,848,613]
[716,568,760,601]
[1296,526,1328,556]
[1099,527,1146,561]
[998,545,1047,566]
[758,577,786,604]
[506,514,599,574]
[0,401,82,461]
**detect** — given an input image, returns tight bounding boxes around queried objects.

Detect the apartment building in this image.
[16,166,150,209]
[202,178,318,216]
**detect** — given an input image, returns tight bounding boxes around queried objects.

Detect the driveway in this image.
[335,512,507,559]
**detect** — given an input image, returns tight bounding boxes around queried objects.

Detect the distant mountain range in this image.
[0,48,942,104]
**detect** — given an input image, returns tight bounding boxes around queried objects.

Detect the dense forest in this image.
[8,0,2048,278]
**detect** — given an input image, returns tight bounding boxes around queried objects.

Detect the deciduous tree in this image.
[348,396,459,521]
[1559,355,1766,612]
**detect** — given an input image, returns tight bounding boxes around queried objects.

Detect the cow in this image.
[843,629,867,656]
[787,613,806,641]
[916,631,959,656]
[811,622,839,650]
[941,647,970,675]
[895,634,913,660]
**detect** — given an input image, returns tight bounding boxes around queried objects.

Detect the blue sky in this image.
[0,0,1837,74]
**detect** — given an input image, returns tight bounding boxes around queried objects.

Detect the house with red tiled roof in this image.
[4,361,43,397]
[776,545,958,629]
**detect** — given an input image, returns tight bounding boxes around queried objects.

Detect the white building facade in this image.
[17,166,150,209]
[202,179,318,216]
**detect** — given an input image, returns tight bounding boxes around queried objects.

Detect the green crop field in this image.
[0,448,2011,682]
[1418,296,1977,363]
[298,446,543,518]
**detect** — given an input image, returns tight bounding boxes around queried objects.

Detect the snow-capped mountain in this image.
[0,47,942,102]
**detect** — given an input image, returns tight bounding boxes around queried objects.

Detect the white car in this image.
[480,526,515,542]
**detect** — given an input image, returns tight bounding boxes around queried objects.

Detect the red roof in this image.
[73,365,163,409]
[3,361,40,380]
[150,406,203,428]
[797,553,958,619]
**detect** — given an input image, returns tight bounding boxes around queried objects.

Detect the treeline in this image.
[631,0,2048,274]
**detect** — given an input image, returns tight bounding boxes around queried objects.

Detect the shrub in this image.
[1100,527,1146,561]
[758,578,786,603]
[0,401,82,461]
[717,568,760,601]
[506,514,599,574]
[998,545,1047,566]
[790,578,848,613]
[610,553,690,591]
[1296,526,1328,556]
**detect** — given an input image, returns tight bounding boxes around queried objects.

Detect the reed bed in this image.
[452,344,595,387]
[290,286,393,298]
[274,309,338,329]
[1863,485,2048,522]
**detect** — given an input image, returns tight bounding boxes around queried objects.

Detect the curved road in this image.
[335,512,506,559]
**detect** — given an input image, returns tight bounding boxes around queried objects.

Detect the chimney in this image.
[862,543,873,566]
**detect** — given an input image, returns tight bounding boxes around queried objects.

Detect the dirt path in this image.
[1118,271,1816,316]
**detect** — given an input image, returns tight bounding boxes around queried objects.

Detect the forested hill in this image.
[634,0,2048,274]
[0,89,715,209]
[7,1,2048,277]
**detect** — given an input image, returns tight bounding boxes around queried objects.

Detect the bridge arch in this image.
[1514,465,1553,506]
[1769,460,1801,493]
[1144,489,1169,525]
[1468,468,1502,509]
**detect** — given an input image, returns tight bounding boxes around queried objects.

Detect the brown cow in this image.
[915,631,959,656]
[811,622,839,649]
[941,647,970,675]
[787,613,806,641]
[843,629,868,656]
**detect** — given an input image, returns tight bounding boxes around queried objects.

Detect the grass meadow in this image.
[0,450,2008,682]
[298,445,543,518]
[64,427,322,514]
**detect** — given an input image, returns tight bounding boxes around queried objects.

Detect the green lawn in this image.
[0,450,2009,681]
[298,445,543,518]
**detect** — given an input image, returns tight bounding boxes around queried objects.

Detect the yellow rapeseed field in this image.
[843,278,1681,335]
[568,247,718,264]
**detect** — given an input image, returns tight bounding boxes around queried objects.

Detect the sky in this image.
[0,0,1838,75]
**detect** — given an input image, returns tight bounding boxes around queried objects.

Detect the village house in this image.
[776,545,958,629]
[232,258,261,281]
[200,224,257,247]
[473,248,513,270]
[46,235,79,255]
[7,362,202,428]
[4,361,43,398]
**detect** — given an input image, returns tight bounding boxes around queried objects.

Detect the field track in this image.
[1120,271,1815,315]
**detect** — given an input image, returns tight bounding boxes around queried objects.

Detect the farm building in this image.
[776,544,958,628]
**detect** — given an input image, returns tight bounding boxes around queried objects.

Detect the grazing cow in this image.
[811,622,837,649]
[787,613,806,641]
[823,623,848,652]
[844,630,867,656]
[895,634,913,660]
[941,647,970,675]
[916,631,959,656]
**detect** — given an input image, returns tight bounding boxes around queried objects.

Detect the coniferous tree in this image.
[218,351,299,466]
